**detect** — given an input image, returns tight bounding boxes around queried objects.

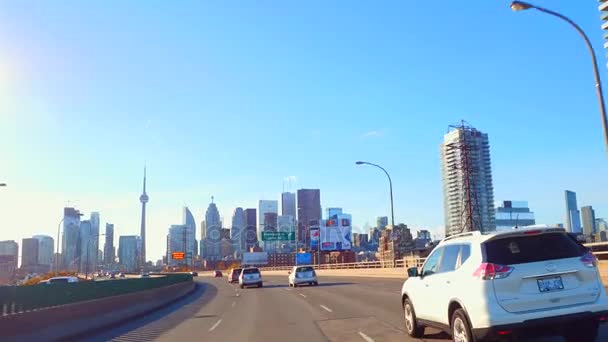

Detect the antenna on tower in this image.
[211,195,214,204]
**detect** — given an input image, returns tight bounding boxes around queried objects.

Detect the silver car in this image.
[288,266,318,287]
[239,267,263,288]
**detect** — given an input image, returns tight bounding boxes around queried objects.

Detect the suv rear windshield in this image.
[484,233,585,265]
[243,268,259,274]
[233,269,242,274]
[297,266,314,272]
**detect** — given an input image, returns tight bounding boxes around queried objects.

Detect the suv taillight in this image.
[581,252,598,268]
[473,263,514,280]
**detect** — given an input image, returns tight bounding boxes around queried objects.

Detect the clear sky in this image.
[1,1,607,262]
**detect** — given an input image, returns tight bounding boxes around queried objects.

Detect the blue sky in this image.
[1,1,607,260]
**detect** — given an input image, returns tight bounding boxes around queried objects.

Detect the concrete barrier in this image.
[0,281,195,341]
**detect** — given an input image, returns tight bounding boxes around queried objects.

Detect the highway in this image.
[84,275,608,342]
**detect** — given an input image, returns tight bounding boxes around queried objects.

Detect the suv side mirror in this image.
[407,267,419,278]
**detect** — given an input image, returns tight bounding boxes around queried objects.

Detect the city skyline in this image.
[1,2,607,260]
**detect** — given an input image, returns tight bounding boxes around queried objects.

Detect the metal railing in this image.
[258,257,427,272]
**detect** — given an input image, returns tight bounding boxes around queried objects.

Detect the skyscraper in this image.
[0,240,18,282]
[581,206,597,237]
[21,238,39,268]
[88,212,100,272]
[244,208,257,250]
[565,190,582,233]
[104,223,115,265]
[263,211,278,252]
[440,124,496,236]
[79,220,92,273]
[281,192,296,217]
[139,167,149,268]
[231,207,246,253]
[204,197,221,260]
[183,207,197,261]
[167,225,189,266]
[376,216,389,230]
[33,235,54,267]
[495,201,536,231]
[118,235,139,272]
[297,189,321,248]
[259,200,278,250]
[62,207,82,271]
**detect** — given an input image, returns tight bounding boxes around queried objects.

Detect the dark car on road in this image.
[214,270,223,277]
[228,268,242,283]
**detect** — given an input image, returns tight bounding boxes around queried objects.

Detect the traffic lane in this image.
[277,275,608,342]
[82,278,216,342]
[270,275,443,342]
[161,277,328,342]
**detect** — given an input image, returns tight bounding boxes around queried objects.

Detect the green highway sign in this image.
[262,231,295,241]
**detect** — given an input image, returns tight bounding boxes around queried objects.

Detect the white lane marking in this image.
[358,331,374,342]
[320,305,333,312]
[209,319,223,332]
[299,293,307,298]
[231,301,236,307]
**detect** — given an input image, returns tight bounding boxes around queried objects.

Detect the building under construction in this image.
[440,122,496,237]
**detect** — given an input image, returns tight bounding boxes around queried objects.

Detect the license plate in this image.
[537,276,564,292]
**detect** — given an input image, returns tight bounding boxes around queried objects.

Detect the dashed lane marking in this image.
[209,319,223,332]
[320,305,333,313]
[358,331,374,342]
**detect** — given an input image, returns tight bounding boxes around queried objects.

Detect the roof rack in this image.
[443,230,482,242]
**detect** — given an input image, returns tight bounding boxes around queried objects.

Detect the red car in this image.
[214,270,223,277]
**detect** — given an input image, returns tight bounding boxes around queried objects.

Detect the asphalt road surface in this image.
[83,275,608,342]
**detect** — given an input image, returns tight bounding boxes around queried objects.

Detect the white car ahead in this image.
[239,267,263,288]
[401,227,608,342]
[288,266,318,287]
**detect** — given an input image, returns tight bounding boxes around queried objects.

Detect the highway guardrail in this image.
[0,273,192,316]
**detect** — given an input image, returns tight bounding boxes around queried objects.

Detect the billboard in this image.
[171,252,185,260]
[310,226,320,250]
[320,214,352,251]
[296,252,312,265]
[242,252,269,265]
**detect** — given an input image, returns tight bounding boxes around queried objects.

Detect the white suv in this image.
[401,227,608,342]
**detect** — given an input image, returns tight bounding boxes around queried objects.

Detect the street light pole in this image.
[356,161,396,265]
[510,1,608,157]
[55,218,64,274]
[356,161,395,229]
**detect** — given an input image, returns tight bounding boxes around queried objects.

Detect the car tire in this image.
[451,309,473,342]
[293,283,298,288]
[258,283,263,288]
[563,321,598,342]
[313,281,318,286]
[403,298,424,338]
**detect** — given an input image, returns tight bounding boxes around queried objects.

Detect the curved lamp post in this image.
[510,1,608,157]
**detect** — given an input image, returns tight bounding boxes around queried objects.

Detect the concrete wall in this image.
[0,281,195,342]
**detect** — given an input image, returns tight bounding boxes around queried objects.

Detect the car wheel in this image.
[403,298,424,338]
[293,283,298,288]
[258,283,263,288]
[451,309,473,342]
[563,321,598,342]
[313,281,318,286]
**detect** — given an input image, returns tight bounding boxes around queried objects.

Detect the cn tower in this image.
[139,167,149,268]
